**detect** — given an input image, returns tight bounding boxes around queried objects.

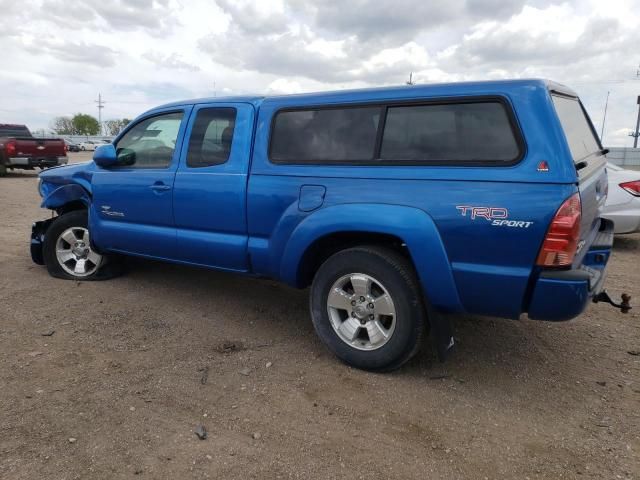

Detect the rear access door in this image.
[172,102,255,271]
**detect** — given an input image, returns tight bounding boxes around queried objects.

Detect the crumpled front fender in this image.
[41,184,91,210]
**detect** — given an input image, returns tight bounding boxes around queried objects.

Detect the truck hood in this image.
[39,161,96,193]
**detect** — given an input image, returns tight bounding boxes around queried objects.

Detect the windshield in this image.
[551,95,600,163]
[606,162,622,171]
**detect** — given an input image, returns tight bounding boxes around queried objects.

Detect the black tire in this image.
[0,163,6,177]
[43,210,123,281]
[310,246,426,371]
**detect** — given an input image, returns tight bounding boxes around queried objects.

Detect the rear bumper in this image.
[527,218,613,321]
[7,156,68,168]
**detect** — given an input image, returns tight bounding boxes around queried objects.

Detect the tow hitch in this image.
[593,291,632,314]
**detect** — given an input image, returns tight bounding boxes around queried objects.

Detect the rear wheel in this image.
[43,210,122,280]
[0,163,6,177]
[310,246,426,371]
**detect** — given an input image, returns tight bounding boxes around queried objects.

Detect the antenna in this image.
[95,93,106,135]
[406,73,415,85]
[600,91,610,142]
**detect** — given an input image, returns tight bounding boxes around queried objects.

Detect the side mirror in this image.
[93,144,118,168]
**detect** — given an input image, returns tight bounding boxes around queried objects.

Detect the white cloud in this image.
[0,0,639,146]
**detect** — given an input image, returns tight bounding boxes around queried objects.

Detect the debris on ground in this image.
[217,340,244,354]
[198,366,209,385]
[194,425,207,440]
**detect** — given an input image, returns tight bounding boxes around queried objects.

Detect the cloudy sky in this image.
[1,0,639,145]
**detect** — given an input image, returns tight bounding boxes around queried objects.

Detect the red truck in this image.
[0,124,67,176]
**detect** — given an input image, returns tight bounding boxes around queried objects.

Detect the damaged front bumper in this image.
[30,218,54,265]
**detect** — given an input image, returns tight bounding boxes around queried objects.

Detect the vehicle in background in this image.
[78,141,99,151]
[602,163,640,234]
[31,79,626,371]
[0,124,67,176]
[64,139,80,152]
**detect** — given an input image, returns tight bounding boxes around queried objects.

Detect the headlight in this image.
[38,178,45,198]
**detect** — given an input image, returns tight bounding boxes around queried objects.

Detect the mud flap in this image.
[427,304,455,362]
[30,218,54,265]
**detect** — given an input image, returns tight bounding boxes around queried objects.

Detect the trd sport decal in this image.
[456,205,534,228]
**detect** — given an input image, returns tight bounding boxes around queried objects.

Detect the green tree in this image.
[72,114,100,136]
[103,118,131,136]
[50,116,74,135]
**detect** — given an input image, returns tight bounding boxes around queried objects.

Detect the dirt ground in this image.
[1,152,639,480]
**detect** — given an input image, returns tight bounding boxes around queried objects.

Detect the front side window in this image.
[187,108,237,167]
[551,95,600,163]
[270,107,381,163]
[115,112,183,168]
[380,102,520,163]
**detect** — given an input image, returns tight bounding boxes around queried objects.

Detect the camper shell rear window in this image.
[551,94,601,163]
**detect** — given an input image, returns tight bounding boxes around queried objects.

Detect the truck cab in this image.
[32,79,623,371]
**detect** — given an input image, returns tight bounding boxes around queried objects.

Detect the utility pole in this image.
[95,93,106,136]
[633,95,640,149]
[600,91,610,142]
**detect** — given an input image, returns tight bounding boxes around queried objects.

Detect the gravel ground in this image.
[1,153,639,479]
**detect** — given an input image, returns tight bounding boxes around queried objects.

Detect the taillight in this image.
[536,193,581,268]
[5,140,16,156]
[620,180,640,197]
[64,143,69,152]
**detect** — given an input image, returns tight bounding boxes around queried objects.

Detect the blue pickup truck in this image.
[31,79,627,371]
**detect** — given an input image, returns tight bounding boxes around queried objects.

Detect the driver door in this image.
[89,106,192,259]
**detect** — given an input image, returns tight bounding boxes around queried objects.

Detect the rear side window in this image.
[380,102,520,162]
[269,100,521,165]
[270,107,381,162]
[187,108,237,167]
[551,95,600,163]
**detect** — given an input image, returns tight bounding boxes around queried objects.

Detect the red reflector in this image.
[5,140,16,156]
[537,160,549,172]
[620,180,640,197]
[536,193,581,268]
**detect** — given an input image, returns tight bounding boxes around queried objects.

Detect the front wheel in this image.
[43,210,122,280]
[310,246,426,371]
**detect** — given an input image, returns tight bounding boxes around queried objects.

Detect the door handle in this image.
[149,183,171,192]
